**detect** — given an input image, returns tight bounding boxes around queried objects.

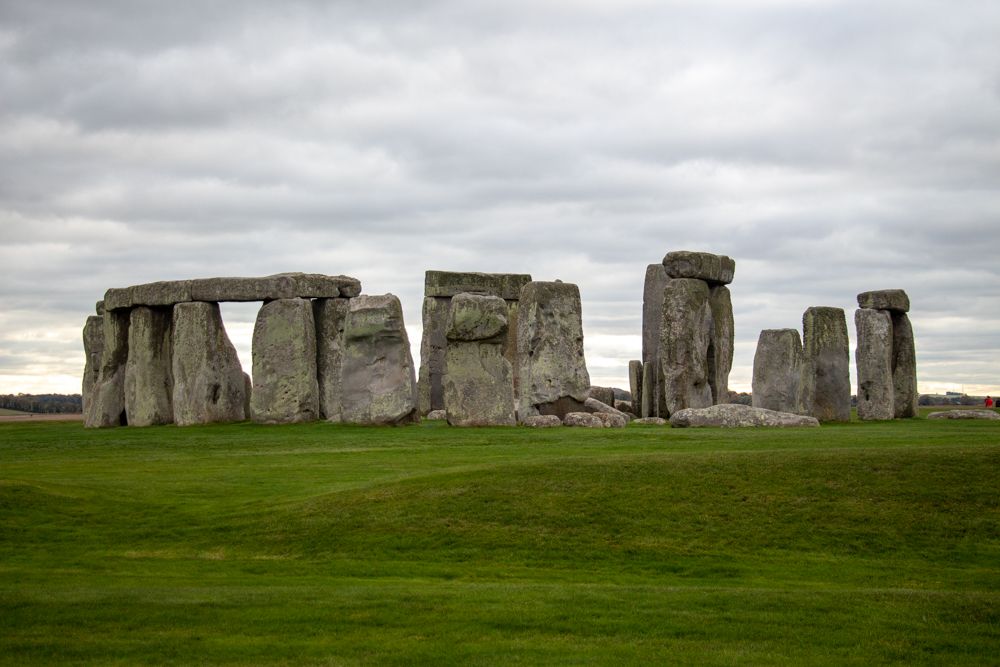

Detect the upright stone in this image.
[124,306,174,426]
[752,329,807,414]
[417,296,450,414]
[84,309,130,428]
[81,315,104,414]
[171,302,246,426]
[516,281,591,419]
[802,306,851,422]
[444,293,515,426]
[641,264,671,417]
[855,308,894,420]
[250,298,319,424]
[340,294,419,425]
[708,285,734,404]
[891,312,918,418]
[628,360,643,416]
[659,278,713,416]
[314,298,350,422]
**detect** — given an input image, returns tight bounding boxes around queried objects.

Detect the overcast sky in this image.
[2,0,999,398]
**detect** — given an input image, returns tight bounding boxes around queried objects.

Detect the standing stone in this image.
[641,264,671,417]
[891,312,918,418]
[659,278,713,416]
[708,286,734,404]
[417,296,450,414]
[250,298,319,424]
[340,294,418,425]
[84,309,130,428]
[517,281,591,419]
[444,293,515,426]
[752,329,807,415]
[628,360,643,416]
[81,315,104,415]
[171,301,247,426]
[314,298,350,422]
[855,308,894,420]
[124,306,174,426]
[802,307,851,422]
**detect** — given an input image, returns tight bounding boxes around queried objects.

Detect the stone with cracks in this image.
[891,312,918,419]
[171,302,247,426]
[124,306,174,426]
[84,309,130,428]
[708,286,734,403]
[752,328,807,415]
[662,251,735,285]
[659,278,714,416]
[563,412,604,428]
[927,410,1000,420]
[857,289,910,313]
[426,409,447,420]
[584,397,631,421]
[802,307,851,422]
[340,294,419,425]
[81,315,104,415]
[628,360,643,416]
[250,298,319,425]
[855,308,895,420]
[424,271,532,300]
[521,414,562,427]
[641,264,670,417]
[313,298,350,421]
[447,293,508,342]
[594,412,628,428]
[417,296,450,414]
[670,404,820,428]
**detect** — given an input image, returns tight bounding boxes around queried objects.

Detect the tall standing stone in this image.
[313,298,350,422]
[891,312,918,418]
[855,308,895,420]
[417,296,450,414]
[641,264,671,417]
[802,306,851,422]
[171,301,247,426]
[124,306,174,426]
[516,281,591,419]
[658,278,714,416]
[81,314,104,415]
[752,329,807,414]
[708,285,734,404]
[84,308,130,428]
[628,360,643,415]
[250,298,319,424]
[340,294,419,425]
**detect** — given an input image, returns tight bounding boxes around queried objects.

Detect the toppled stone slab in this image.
[594,412,628,428]
[84,309,130,428]
[426,409,447,420]
[927,410,1000,420]
[521,414,562,428]
[752,328,807,415]
[662,251,735,285]
[855,308,894,421]
[584,397,631,422]
[659,278,714,416]
[124,306,174,427]
[633,417,667,425]
[615,400,635,415]
[857,289,910,313]
[802,306,851,422]
[250,298,320,425]
[81,315,104,414]
[424,271,532,300]
[670,404,820,428]
[563,412,604,428]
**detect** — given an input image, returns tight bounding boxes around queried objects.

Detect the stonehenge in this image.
[250,299,319,424]
[752,329,807,415]
[855,290,918,420]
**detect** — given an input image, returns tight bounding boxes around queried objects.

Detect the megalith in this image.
[84,308,130,428]
[340,294,419,425]
[124,306,174,426]
[516,281,591,419]
[171,301,247,426]
[853,289,918,420]
[314,298,350,422]
[752,328,807,414]
[855,308,894,420]
[891,312,918,418]
[444,293,515,426]
[641,264,671,416]
[628,360,643,415]
[708,285,734,403]
[250,298,319,424]
[81,313,104,415]
[659,278,714,416]
[802,306,851,422]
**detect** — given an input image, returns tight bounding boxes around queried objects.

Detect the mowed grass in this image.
[1,416,998,665]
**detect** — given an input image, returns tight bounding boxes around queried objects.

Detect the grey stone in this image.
[708,286,734,404]
[662,251,735,285]
[752,329,807,415]
[250,298,319,424]
[521,414,562,427]
[628,360,643,415]
[594,412,628,428]
[588,386,616,407]
[563,412,604,428]
[659,278,714,416]
[243,372,252,419]
[615,400,636,415]
[171,301,247,426]
[81,315,104,415]
[124,306,174,426]
[446,293,508,342]
[891,312,918,419]
[633,417,667,425]
[424,271,532,300]
[927,409,1000,420]
[584,397,631,421]
[855,308,895,421]
[802,306,851,422]
[340,294,419,425]
[670,404,820,428]
[84,309,130,428]
[641,264,670,417]
[426,409,447,420]
[640,360,656,419]
[857,289,909,313]
[417,296,450,414]
[314,298,350,422]
[95,300,105,316]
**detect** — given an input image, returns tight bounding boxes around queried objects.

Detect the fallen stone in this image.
[670,404,820,428]
[588,386,616,407]
[891,312,918,419]
[84,309,130,428]
[857,289,910,313]
[250,298,319,425]
[927,410,1000,420]
[424,271,532,300]
[855,308,895,420]
[802,306,851,422]
[752,328,807,415]
[708,285,734,403]
[615,400,636,415]
[521,414,562,428]
[662,251,735,285]
[633,417,667,425]
[628,360,643,415]
[584,397,631,421]
[81,315,104,415]
[594,412,628,428]
[659,278,714,416]
[563,412,604,428]
[426,409,447,420]
[124,306,174,427]
[313,298,350,421]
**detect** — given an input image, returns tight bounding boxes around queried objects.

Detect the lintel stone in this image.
[424,271,532,300]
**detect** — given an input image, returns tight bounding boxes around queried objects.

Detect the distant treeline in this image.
[0,394,83,414]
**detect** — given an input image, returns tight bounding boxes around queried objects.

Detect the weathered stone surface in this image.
[855,308,895,421]
[563,412,604,428]
[171,302,246,426]
[659,278,714,416]
[615,400,636,415]
[708,286,734,404]
[84,309,130,428]
[521,414,562,427]
[314,298,350,421]
[752,329,807,415]
[641,264,670,417]
[670,404,820,428]
[124,306,174,426]
[891,312,918,419]
[250,298,319,424]
[516,281,591,419]
[95,300,105,316]
[802,307,851,422]
[588,386,616,407]
[662,251,735,285]
[640,360,656,419]
[594,412,628,428]
[417,296,450,414]
[584,397,631,421]
[444,294,515,426]
[927,409,1000,420]
[81,315,104,415]
[424,271,532,300]
[426,409,447,420]
[243,373,252,419]
[633,417,667,425]
[340,294,419,425]
[628,360,643,415]
[857,289,909,313]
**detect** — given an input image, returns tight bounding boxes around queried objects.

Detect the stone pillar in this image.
[891,312,918,418]
[314,298,350,422]
[855,308,894,420]
[250,298,319,424]
[417,296,450,414]
[855,289,918,420]
[171,301,247,426]
[81,312,104,415]
[628,360,643,415]
[752,328,807,414]
[802,306,851,422]
[444,293,515,426]
[124,306,174,426]
[641,264,670,417]
[658,278,714,416]
[708,285,734,404]
[84,307,130,428]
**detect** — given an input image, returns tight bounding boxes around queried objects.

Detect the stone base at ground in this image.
[563,412,604,428]
[521,414,562,427]
[669,404,820,428]
[633,417,667,425]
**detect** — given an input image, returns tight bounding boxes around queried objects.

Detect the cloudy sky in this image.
[2,0,999,398]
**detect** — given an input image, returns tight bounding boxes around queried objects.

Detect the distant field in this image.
[0,408,31,416]
[1,416,998,664]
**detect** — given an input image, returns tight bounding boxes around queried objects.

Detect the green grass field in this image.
[2,414,998,665]
[0,408,32,416]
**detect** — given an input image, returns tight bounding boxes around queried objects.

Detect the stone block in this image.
[314,298,350,421]
[124,306,174,426]
[662,251,735,285]
[84,309,130,427]
[752,328,807,415]
[802,306,851,422]
[891,312,918,418]
[250,298,319,424]
[424,271,532,300]
[855,308,894,420]
[857,289,909,313]
[659,278,714,416]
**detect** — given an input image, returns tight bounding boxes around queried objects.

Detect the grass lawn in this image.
[1,414,998,664]
[0,408,32,416]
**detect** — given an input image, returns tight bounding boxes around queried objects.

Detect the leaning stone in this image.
[628,360,643,415]
[802,306,851,422]
[708,286,734,404]
[521,414,562,428]
[670,404,820,428]
[584,397,631,421]
[417,296,451,414]
[171,302,247,426]
[588,386,616,407]
[633,417,667,425]
[641,264,670,417]
[314,298,350,421]
[424,271,532,300]
[662,251,735,285]
[426,409,447,420]
[857,289,909,313]
[250,298,319,424]
[84,309,130,428]
[659,278,714,416]
[340,294,419,425]
[855,308,895,420]
[891,312,918,419]
[81,315,104,415]
[927,410,1000,420]
[124,306,174,426]
[594,412,627,428]
[563,412,604,428]
[752,329,807,415]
